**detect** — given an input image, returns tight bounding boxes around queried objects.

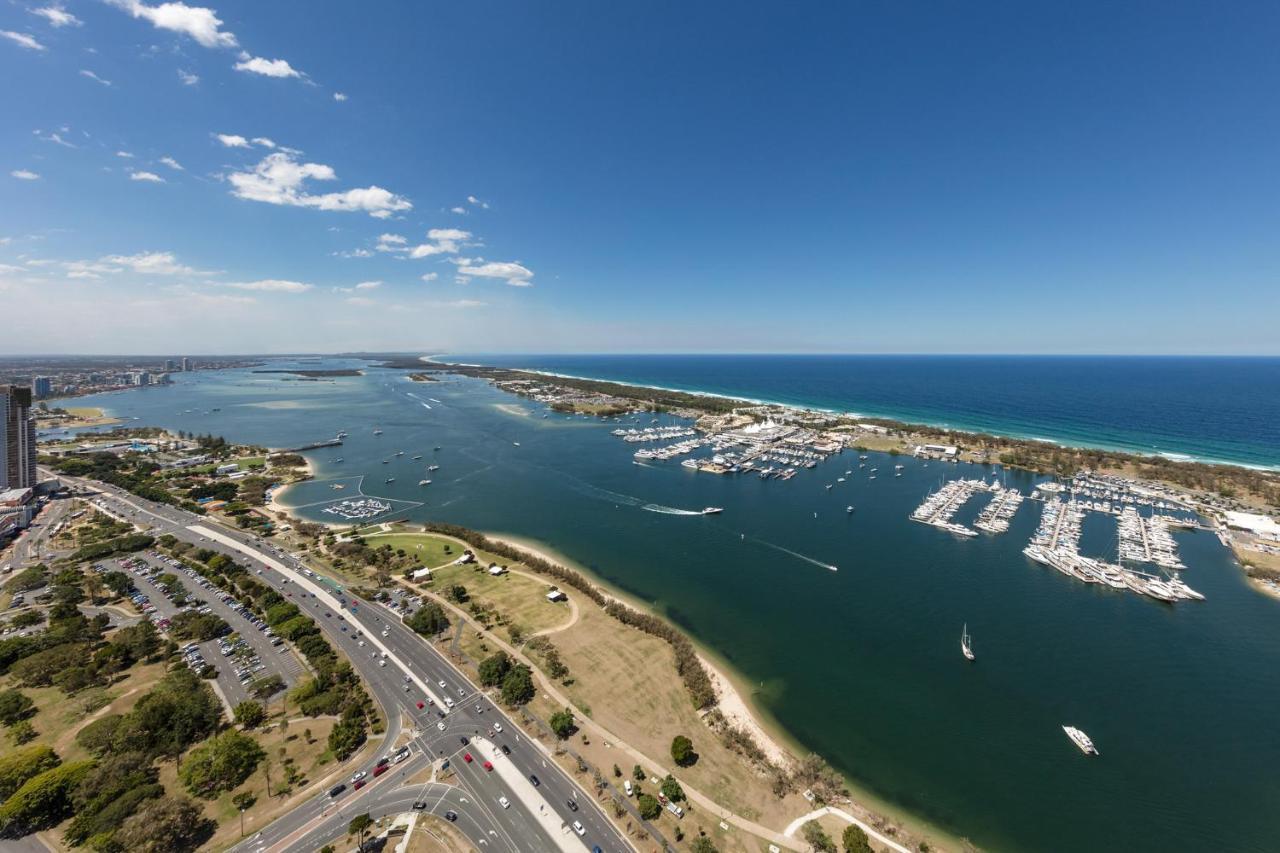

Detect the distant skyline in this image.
[3,2,1279,355]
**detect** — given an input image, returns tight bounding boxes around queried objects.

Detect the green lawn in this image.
[358,532,459,568]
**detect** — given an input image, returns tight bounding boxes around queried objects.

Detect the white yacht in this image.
[1063,726,1098,755]
[701,507,723,515]
[418,479,431,486]
[961,624,975,661]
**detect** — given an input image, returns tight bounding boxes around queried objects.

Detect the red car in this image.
[373,765,388,777]
[463,753,473,764]
[353,779,366,790]
[416,701,425,709]
[483,761,494,772]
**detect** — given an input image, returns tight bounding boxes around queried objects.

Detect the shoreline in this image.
[482,530,962,851]
[443,359,1280,472]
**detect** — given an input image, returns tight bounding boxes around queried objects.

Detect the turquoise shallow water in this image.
[69,361,1280,852]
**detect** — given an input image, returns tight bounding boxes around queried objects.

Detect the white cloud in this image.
[452,258,534,287]
[216,133,250,148]
[420,272,438,282]
[178,69,200,86]
[32,6,82,27]
[227,152,412,219]
[450,206,466,215]
[251,137,276,149]
[103,251,198,275]
[234,53,304,79]
[345,296,375,306]
[80,70,113,86]
[333,92,347,102]
[226,279,312,293]
[467,195,490,209]
[355,280,381,290]
[11,170,40,180]
[116,151,134,158]
[2,31,47,51]
[159,156,184,170]
[445,299,486,308]
[378,233,406,245]
[334,248,373,259]
[130,170,165,183]
[408,228,471,259]
[36,129,76,148]
[106,0,238,49]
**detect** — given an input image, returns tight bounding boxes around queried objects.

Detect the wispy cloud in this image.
[408,228,470,258]
[2,31,47,51]
[35,129,76,148]
[333,92,348,102]
[216,133,251,148]
[226,279,313,293]
[467,194,490,209]
[31,6,81,28]
[420,272,438,282]
[80,69,113,86]
[11,170,40,181]
[178,69,200,86]
[130,170,165,183]
[159,156,184,171]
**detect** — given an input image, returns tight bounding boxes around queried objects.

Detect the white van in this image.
[624,780,633,796]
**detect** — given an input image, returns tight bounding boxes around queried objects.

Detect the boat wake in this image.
[747,536,839,572]
[405,392,433,410]
[641,503,704,516]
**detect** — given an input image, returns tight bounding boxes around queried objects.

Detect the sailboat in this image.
[961,624,975,661]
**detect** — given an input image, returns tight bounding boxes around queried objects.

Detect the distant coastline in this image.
[435,354,1280,472]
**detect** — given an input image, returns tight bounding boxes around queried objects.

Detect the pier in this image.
[974,484,1025,534]
[909,478,986,537]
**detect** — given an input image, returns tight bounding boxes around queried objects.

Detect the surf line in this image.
[743,534,839,572]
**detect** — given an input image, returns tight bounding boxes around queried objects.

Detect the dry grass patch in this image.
[428,559,571,640]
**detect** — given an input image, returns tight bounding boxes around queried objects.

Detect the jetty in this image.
[909,478,986,537]
[974,484,1025,534]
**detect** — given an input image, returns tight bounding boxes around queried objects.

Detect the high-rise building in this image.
[165,359,177,372]
[32,377,52,398]
[0,386,37,491]
[181,357,193,372]
[133,372,151,386]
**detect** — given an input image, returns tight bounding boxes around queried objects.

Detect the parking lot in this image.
[93,552,306,707]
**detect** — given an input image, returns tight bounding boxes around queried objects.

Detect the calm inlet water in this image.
[71,361,1280,853]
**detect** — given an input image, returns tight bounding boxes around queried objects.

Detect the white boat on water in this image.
[961,624,975,661]
[428,465,440,472]
[373,429,383,435]
[418,479,431,486]
[384,477,395,484]
[702,507,723,515]
[1063,725,1098,755]
[846,505,855,514]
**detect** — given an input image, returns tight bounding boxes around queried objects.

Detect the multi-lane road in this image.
[52,472,632,853]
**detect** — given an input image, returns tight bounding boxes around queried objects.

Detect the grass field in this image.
[427,559,572,642]
[0,661,169,765]
[357,531,459,568]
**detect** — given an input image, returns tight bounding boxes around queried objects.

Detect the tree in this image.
[0,760,95,838]
[500,663,535,706]
[690,838,719,853]
[637,793,661,821]
[478,651,512,687]
[670,734,697,767]
[235,700,266,728]
[802,820,837,853]
[180,730,266,799]
[0,689,36,726]
[406,602,450,635]
[549,707,576,739]
[445,584,469,603]
[113,795,212,852]
[842,824,874,853]
[660,774,685,803]
[328,711,367,760]
[632,764,645,781]
[0,744,60,801]
[349,812,374,851]
[8,720,36,745]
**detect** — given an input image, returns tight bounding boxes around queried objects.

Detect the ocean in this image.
[454,354,1280,469]
[64,358,1280,853]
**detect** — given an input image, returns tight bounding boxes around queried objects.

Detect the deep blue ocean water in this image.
[455,355,1280,469]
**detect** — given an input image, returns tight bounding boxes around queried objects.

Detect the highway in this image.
[53,472,632,853]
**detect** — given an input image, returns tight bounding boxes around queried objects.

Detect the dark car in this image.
[500,744,511,755]
[444,810,458,822]
[459,736,469,745]
[566,798,578,811]
[529,774,540,787]
[328,784,346,797]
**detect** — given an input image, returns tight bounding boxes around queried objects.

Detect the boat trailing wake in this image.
[746,536,839,572]
[641,503,704,516]
[405,392,432,410]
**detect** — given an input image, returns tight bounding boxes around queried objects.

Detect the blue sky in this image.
[2,1,1278,355]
